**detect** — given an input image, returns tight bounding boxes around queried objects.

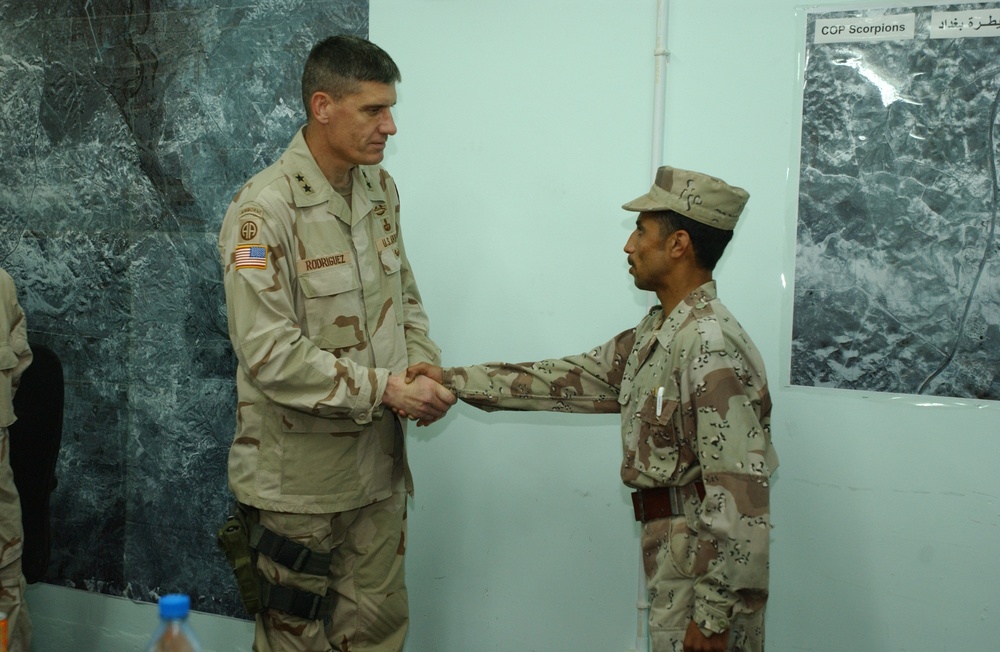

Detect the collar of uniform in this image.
[280,127,333,208]
[653,280,718,349]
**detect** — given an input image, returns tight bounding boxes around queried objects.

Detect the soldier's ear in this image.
[666,229,691,259]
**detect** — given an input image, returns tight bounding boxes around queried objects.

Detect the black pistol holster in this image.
[217,504,335,621]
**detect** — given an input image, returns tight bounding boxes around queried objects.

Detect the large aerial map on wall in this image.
[0,0,366,617]
[793,3,1000,400]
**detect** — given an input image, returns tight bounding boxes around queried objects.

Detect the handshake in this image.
[381,363,454,426]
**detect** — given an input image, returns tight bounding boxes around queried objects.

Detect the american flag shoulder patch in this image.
[234,244,268,270]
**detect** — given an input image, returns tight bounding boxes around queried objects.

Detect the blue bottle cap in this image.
[159,594,191,619]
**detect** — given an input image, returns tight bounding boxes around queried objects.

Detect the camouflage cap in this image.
[622,166,749,230]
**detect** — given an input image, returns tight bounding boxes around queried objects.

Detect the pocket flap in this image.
[299,265,358,298]
[277,406,363,434]
[379,247,401,274]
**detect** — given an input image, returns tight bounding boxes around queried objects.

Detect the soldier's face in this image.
[315,81,398,171]
[624,213,672,291]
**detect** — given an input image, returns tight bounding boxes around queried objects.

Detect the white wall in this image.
[371,2,656,650]
[28,1,1000,650]
[371,0,1000,650]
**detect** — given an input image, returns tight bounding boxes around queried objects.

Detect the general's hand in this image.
[405,362,443,385]
[382,373,455,424]
[683,620,729,652]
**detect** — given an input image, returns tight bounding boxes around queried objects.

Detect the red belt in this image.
[630,481,706,523]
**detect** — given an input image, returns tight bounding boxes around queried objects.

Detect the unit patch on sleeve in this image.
[235,244,268,270]
[239,220,259,241]
[237,205,263,242]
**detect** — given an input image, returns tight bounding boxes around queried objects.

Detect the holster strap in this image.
[631,481,706,523]
[259,582,334,621]
[249,524,332,576]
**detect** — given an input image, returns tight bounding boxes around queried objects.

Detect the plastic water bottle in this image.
[145,594,203,652]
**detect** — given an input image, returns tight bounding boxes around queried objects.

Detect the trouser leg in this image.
[0,427,29,652]
[252,511,334,652]
[251,491,408,652]
[326,488,408,652]
[0,559,30,652]
[642,516,765,652]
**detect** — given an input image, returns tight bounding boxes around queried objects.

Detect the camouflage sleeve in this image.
[683,329,772,635]
[6,280,31,391]
[0,271,32,427]
[387,178,440,367]
[441,328,635,414]
[222,201,387,424]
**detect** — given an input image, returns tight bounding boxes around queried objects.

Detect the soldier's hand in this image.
[405,362,444,385]
[683,620,728,652]
[382,373,455,424]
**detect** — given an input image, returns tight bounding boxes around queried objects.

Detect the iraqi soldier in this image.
[218,35,456,652]
[407,166,777,652]
[0,267,32,652]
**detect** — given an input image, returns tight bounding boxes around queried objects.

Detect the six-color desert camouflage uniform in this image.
[437,167,778,651]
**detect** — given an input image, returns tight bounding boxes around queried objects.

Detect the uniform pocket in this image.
[276,405,364,435]
[379,247,401,275]
[255,404,364,497]
[635,398,680,482]
[279,430,361,496]
[379,247,403,326]
[298,266,365,353]
[665,516,698,579]
[299,265,358,298]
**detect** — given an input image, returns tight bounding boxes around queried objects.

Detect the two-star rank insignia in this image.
[294,172,314,194]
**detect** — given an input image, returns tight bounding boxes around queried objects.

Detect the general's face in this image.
[623,213,672,292]
[319,81,397,169]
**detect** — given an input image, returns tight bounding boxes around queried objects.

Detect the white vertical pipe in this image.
[650,0,670,180]
[636,3,669,652]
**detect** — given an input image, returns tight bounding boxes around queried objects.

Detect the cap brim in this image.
[621,193,665,212]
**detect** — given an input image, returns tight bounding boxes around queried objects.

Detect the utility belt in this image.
[216,504,334,620]
[630,480,706,523]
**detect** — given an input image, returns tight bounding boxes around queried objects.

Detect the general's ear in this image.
[310,91,335,124]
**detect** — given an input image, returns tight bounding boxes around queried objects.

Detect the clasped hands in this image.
[381,363,452,426]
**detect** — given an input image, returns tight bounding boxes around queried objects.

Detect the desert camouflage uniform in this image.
[443,282,776,651]
[218,128,439,652]
[0,268,32,652]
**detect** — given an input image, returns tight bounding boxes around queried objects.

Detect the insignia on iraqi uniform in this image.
[373,203,387,216]
[235,244,268,270]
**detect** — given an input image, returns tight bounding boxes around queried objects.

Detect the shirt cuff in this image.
[692,602,730,637]
[352,367,391,424]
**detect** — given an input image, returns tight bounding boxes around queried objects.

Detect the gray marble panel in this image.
[0,0,368,616]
